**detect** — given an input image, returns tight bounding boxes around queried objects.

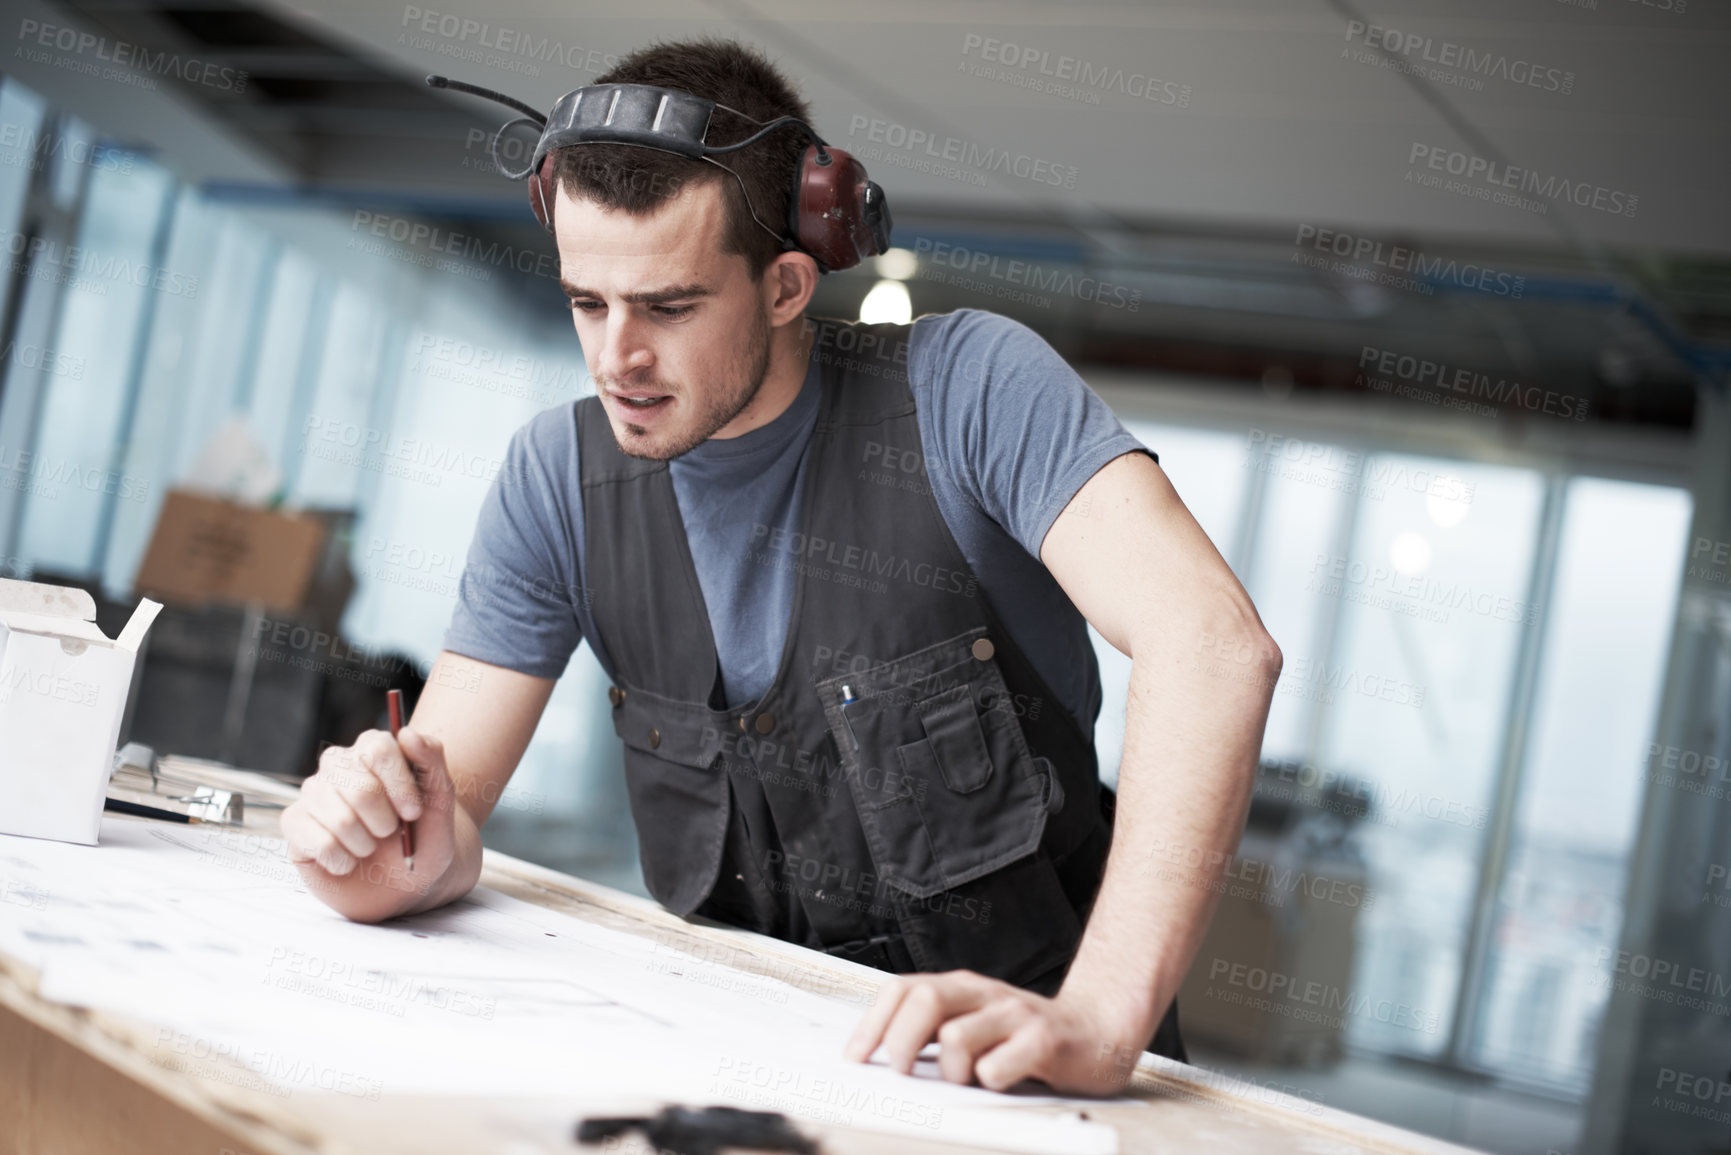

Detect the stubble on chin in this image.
[609,311,772,462]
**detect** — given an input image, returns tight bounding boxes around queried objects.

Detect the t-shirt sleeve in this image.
[909,308,1154,557]
[441,407,585,679]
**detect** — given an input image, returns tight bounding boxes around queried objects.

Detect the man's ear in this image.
[764,250,820,327]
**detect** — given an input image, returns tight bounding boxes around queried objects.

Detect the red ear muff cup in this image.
[790,145,882,272]
[529,153,557,233]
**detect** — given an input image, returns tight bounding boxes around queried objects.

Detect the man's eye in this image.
[654,305,693,319]
[571,299,602,313]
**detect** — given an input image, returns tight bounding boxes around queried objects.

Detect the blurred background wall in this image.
[0,2,1726,1151]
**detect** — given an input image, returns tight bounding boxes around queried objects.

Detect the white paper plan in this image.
[0,818,1124,1155]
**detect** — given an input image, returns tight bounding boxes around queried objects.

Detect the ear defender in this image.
[787,144,894,274]
[429,74,892,273]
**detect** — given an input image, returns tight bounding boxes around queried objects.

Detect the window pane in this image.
[0,79,48,329]
[98,188,223,595]
[165,207,276,474]
[290,282,385,507]
[1469,478,1692,1091]
[16,154,172,575]
[247,249,320,468]
[1319,454,1545,1058]
[1244,446,1353,762]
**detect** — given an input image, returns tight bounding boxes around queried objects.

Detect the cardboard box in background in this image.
[0,579,161,845]
[133,489,326,615]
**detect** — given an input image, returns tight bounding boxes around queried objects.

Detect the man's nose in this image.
[595,313,655,383]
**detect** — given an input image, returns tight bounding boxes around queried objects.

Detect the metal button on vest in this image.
[754,713,775,734]
[972,638,995,661]
[608,686,624,708]
[648,727,660,749]
[737,715,748,731]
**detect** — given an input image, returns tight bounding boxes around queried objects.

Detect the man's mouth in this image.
[608,390,672,413]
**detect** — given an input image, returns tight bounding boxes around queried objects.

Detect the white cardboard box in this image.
[0,578,162,845]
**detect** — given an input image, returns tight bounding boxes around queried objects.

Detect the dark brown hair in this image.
[551,37,813,278]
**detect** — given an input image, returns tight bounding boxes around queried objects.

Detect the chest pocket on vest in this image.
[607,684,731,917]
[817,626,1049,900]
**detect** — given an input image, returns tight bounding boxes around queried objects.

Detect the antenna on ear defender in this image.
[425,73,892,272]
[426,75,545,125]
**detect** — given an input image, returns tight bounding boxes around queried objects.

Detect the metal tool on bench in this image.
[104,742,244,826]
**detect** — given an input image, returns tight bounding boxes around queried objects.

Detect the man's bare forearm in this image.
[1058,609,1279,1046]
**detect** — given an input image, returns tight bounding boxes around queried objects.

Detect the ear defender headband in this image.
[426,74,893,274]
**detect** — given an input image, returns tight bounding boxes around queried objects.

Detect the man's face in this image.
[555,177,774,460]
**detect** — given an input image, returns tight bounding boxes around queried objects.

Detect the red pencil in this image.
[388,689,415,870]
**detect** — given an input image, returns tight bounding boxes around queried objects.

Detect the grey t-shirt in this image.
[444,307,1152,736]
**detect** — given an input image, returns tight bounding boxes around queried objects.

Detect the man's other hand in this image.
[841,970,1149,1095]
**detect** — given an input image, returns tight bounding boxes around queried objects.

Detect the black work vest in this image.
[576,316,1182,1058]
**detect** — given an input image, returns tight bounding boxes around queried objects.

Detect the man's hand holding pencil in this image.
[282,696,458,920]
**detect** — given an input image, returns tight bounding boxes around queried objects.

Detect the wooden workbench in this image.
[0,764,1486,1155]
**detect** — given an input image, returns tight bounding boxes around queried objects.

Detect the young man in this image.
[282,37,1281,1095]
